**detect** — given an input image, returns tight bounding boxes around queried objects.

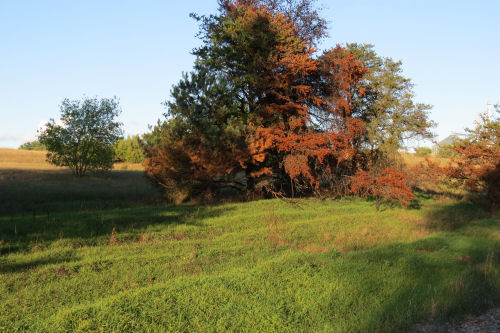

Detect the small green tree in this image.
[38,97,123,176]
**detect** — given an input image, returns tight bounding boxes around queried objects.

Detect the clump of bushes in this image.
[142,1,435,209]
[414,147,432,156]
[114,135,145,163]
[19,140,46,151]
[420,105,500,210]
[437,144,458,158]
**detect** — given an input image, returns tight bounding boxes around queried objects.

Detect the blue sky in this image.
[1,0,499,148]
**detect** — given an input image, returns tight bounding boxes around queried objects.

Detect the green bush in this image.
[437,144,458,158]
[414,147,432,156]
[19,140,46,151]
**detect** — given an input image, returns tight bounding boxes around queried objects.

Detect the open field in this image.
[0,148,59,170]
[0,148,158,214]
[0,149,499,332]
[0,148,144,171]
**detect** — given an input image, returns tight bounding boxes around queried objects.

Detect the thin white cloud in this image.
[0,134,33,141]
[0,134,33,148]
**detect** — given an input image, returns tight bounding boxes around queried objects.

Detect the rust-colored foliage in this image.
[410,156,449,189]
[144,0,419,204]
[449,141,499,191]
[143,135,195,190]
[417,109,500,209]
[349,168,414,211]
[448,131,500,209]
[249,43,367,191]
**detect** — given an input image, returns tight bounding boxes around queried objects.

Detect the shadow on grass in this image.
[347,231,500,331]
[0,168,163,215]
[0,251,78,273]
[0,167,235,256]
[0,204,234,255]
[422,201,491,231]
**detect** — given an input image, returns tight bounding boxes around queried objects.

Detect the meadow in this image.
[0,149,499,332]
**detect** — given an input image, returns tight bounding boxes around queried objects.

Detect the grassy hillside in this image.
[0,149,499,332]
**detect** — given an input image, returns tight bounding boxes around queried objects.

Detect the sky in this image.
[1,0,499,148]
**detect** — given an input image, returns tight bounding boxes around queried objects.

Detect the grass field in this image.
[0,148,159,214]
[0,149,499,332]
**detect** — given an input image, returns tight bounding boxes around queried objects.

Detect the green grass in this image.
[1,193,499,331]
[0,150,499,331]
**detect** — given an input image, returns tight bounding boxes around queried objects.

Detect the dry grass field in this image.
[0,148,60,170]
[0,148,144,171]
[0,148,446,171]
[400,152,451,168]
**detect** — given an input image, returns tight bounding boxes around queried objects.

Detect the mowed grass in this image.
[0,150,499,332]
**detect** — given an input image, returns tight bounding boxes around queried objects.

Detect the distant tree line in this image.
[19,140,46,151]
[114,135,145,163]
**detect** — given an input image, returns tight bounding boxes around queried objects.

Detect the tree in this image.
[146,0,323,197]
[38,97,123,176]
[143,64,252,200]
[447,105,500,208]
[216,0,328,46]
[145,1,430,205]
[437,144,458,158]
[418,105,500,210]
[414,147,432,156]
[346,44,435,160]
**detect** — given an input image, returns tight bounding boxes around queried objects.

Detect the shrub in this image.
[349,167,414,211]
[437,144,458,158]
[414,147,432,156]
